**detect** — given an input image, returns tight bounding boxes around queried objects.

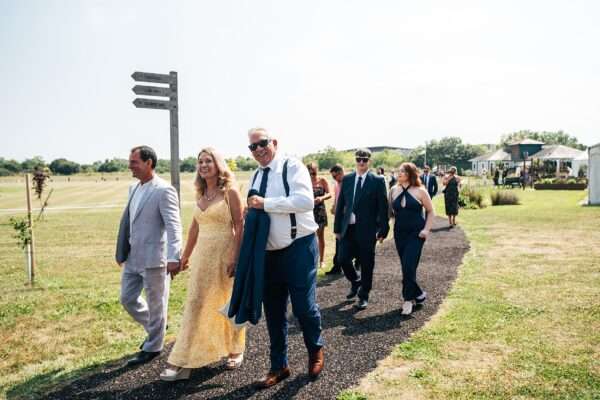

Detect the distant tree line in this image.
[498,130,586,150]
[1,130,587,176]
[0,155,259,176]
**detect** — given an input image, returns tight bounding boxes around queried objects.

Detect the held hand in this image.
[247,195,265,209]
[418,229,430,240]
[376,235,385,244]
[335,233,341,240]
[226,262,236,278]
[180,256,190,271]
[314,197,322,205]
[166,261,180,279]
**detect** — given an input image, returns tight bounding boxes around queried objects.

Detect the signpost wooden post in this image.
[25,173,35,285]
[131,71,181,201]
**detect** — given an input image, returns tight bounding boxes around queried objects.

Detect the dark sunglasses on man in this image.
[248,139,271,151]
[355,157,370,163]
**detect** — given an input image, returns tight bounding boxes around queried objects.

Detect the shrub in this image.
[459,185,486,209]
[490,190,520,206]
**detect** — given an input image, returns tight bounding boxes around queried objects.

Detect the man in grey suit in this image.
[115,145,182,366]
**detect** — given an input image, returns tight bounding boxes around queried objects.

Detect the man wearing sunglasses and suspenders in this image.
[245,128,324,388]
[334,148,389,310]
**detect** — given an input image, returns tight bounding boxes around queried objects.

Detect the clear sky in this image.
[1,0,599,163]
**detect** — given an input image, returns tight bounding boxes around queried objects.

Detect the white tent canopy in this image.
[572,150,589,177]
[527,145,586,176]
[528,145,584,161]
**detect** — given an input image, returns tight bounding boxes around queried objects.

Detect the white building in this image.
[469,149,511,175]
[589,143,600,205]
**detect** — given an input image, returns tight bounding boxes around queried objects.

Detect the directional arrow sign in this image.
[131,71,173,84]
[133,98,173,110]
[132,85,172,97]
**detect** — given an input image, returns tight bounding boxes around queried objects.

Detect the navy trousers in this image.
[339,225,376,301]
[263,233,324,371]
[394,232,425,301]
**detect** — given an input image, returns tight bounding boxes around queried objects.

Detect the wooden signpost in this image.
[131,71,180,200]
[25,173,35,285]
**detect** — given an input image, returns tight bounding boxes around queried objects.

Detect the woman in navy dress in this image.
[389,163,435,316]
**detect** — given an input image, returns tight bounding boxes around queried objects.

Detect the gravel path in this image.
[43,217,468,400]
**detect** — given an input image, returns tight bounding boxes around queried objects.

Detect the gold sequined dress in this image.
[168,199,246,368]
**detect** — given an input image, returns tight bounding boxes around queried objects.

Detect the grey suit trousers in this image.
[120,265,170,352]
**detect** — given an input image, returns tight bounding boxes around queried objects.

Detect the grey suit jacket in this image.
[115,175,182,269]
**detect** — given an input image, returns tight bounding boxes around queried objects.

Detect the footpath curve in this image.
[43,217,469,400]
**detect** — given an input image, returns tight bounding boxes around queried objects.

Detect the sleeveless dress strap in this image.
[223,187,234,225]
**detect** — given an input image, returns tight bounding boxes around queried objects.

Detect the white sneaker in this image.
[160,367,191,381]
[401,301,413,316]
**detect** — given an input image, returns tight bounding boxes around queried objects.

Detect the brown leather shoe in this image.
[308,348,324,379]
[254,367,291,389]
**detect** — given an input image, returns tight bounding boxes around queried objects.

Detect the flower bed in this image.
[534,183,587,190]
[534,177,587,190]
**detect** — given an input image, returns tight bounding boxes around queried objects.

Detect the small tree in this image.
[180,157,197,172]
[9,217,32,250]
[32,166,51,200]
[49,158,81,175]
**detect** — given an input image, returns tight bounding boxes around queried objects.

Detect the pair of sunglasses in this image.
[356,157,370,163]
[248,139,271,151]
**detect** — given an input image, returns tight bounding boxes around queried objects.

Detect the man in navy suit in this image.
[334,148,389,310]
[420,165,438,198]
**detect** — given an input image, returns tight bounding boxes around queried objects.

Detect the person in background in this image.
[442,166,461,227]
[389,170,397,188]
[307,162,332,269]
[327,164,345,275]
[420,165,438,199]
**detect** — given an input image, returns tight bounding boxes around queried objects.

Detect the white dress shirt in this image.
[349,171,368,225]
[249,155,318,250]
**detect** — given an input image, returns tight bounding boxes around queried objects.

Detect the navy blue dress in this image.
[392,186,426,301]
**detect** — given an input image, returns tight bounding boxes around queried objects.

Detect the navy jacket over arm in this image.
[228,200,270,325]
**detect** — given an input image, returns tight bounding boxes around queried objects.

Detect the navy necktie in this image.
[259,167,270,197]
[353,176,363,212]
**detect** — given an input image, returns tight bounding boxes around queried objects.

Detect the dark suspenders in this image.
[251,159,297,240]
[282,160,298,239]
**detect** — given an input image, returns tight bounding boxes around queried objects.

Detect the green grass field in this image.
[0,171,337,399]
[351,189,600,399]
[2,175,599,399]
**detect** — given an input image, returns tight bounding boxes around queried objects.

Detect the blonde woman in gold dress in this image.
[160,148,246,381]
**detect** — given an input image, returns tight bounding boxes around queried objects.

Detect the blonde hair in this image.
[194,147,235,198]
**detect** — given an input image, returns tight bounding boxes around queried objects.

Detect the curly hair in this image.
[194,147,235,198]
